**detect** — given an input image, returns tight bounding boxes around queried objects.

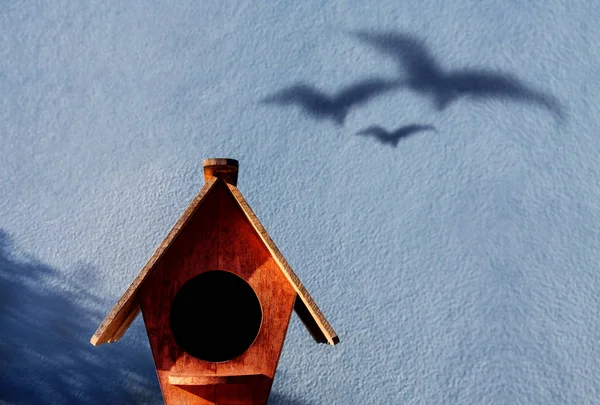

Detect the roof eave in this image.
[90,177,219,346]
[226,183,339,346]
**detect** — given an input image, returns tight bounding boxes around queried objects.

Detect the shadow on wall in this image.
[260,30,566,145]
[0,229,162,405]
[352,30,565,121]
[356,124,437,147]
[0,230,309,405]
[260,78,401,126]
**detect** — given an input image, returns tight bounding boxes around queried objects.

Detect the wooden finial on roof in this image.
[203,158,239,186]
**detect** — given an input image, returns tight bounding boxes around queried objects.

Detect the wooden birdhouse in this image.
[90,158,339,405]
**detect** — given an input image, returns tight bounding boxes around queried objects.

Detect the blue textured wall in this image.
[1,2,599,404]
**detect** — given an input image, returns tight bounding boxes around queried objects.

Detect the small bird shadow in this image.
[260,78,401,125]
[356,124,436,147]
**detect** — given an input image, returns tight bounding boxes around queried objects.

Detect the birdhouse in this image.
[90,158,339,405]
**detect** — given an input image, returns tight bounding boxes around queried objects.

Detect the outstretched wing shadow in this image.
[353,30,566,121]
[357,124,436,147]
[260,78,401,125]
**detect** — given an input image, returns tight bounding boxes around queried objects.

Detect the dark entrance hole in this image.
[170,270,262,362]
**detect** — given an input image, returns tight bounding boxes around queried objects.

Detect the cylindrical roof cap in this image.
[203,158,239,185]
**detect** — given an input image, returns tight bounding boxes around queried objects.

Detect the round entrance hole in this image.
[170,270,262,362]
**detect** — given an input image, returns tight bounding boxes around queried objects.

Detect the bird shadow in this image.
[260,78,401,126]
[0,229,162,405]
[356,124,436,147]
[352,30,567,122]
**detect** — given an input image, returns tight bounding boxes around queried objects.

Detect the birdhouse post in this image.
[91,158,339,405]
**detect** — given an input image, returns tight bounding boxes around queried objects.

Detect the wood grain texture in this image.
[90,177,218,346]
[91,173,339,348]
[168,374,268,386]
[90,162,339,403]
[139,181,297,404]
[226,183,339,346]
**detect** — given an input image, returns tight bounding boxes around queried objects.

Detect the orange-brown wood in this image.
[138,181,297,405]
[90,169,338,348]
[168,374,268,386]
[91,158,339,405]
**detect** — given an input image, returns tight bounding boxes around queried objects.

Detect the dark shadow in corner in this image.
[356,124,436,147]
[260,78,401,125]
[0,229,162,405]
[269,392,314,405]
[353,30,566,122]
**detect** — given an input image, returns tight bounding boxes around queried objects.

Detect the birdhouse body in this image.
[138,181,297,404]
[91,159,338,405]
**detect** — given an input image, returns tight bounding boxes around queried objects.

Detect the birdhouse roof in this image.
[91,166,339,347]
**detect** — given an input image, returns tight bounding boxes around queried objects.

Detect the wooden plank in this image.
[226,183,339,346]
[168,374,268,386]
[293,296,327,344]
[90,177,218,346]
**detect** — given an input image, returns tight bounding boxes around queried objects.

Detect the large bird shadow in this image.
[0,229,162,405]
[353,30,567,122]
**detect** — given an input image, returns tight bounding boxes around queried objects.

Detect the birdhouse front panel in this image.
[138,180,297,405]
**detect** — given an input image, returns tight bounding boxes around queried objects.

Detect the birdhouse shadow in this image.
[0,229,162,405]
